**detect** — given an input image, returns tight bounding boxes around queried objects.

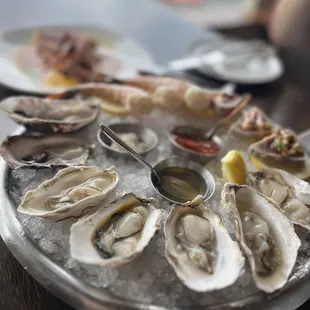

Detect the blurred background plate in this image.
[0,25,155,94]
[189,37,283,84]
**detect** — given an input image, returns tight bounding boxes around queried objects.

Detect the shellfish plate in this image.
[1,96,310,310]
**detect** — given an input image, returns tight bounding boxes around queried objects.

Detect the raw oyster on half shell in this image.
[221,183,300,293]
[164,196,244,292]
[0,134,94,169]
[248,169,310,230]
[230,107,274,142]
[0,96,99,132]
[248,129,310,178]
[70,193,162,267]
[18,166,119,220]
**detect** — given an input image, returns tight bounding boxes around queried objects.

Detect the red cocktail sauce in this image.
[174,134,220,155]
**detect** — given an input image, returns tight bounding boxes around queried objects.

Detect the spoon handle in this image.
[100,124,154,171]
[205,93,252,140]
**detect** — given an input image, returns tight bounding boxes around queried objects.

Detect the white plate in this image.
[0,25,155,94]
[191,39,284,84]
[211,55,284,84]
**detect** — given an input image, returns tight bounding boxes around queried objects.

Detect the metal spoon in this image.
[204,93,252,140]
[99,124,161,185]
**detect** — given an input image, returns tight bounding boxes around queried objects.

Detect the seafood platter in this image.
[1,34,310,310]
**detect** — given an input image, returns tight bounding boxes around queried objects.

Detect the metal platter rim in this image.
[0,126,310,310]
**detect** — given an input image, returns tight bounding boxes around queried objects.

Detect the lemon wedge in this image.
[45,70,79,87]
[99,99,129,115]
[250,156,266,170]
[221,150,247,184]
[185,105,216,118]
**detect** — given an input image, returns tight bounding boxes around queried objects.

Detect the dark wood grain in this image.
[0,237,73,310]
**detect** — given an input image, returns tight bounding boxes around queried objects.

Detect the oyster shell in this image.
[221,183,300,293]
[0,134,94,169]
[248,129,308,175]
[0,96,99,132]
[230,107,274,142]
[164,196,244,292]
[248,169,310,230]
[70,193,162,267]
[18,166,119,220]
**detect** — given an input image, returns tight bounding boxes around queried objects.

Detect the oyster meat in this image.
[221,184,300,293]
[248,169,310,230]
[248,129,308,176]
[0,134,94,169]
[0,96,99,132]
[230,107,274,142]
[70,193,162,267]
[164,196,244,292]
[18,166,119,220]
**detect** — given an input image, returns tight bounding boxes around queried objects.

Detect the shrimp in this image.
[125,76,212,111]
[49,83,154,115]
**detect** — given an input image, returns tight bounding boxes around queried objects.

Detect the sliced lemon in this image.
[251,156,266,170]
[99,99,129,115]
[45,70,79,87]
[221,150,247,184]
[185,105,216,118]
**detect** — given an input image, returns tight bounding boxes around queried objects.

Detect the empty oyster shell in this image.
[164,196,244,292]
[0,96,99,132]
[221,183,300,293]
[248,169,310,231]
[70,193,162,267]
[0,134,94,169]
[18,166,119,220]
[230,107,274,142]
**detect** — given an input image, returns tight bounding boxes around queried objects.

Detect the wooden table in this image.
[1,26,310,310]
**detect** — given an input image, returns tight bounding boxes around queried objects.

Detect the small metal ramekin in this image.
[97,122,158,158]
[168,125,224,165]
[149,157,215,204]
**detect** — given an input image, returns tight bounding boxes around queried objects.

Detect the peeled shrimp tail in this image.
[80,83,154,114]
[126,76,194,110]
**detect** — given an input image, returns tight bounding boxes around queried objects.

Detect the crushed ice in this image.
[7,107,310,308]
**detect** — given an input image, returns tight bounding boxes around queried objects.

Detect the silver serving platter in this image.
[0,125,310,310]
[2,0,308,307]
